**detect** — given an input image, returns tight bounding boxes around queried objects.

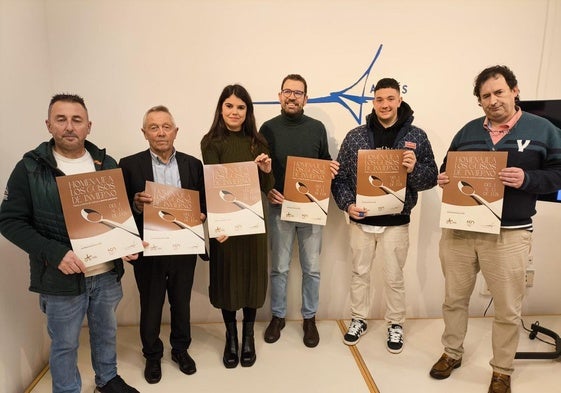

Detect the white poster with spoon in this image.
[142,181,205,256]
[55,168,144,267]
[440,151,507,234]
[281,156,332,225]
[356,149,407,216]
[203,161,265,237]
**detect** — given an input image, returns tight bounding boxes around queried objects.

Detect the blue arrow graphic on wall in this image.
[254,44,383,124]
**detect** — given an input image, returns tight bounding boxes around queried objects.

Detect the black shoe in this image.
[144,358,161,384]
[264,316,285,343]
[95,375,139,393]
[343,319,367,346]
[223,322,239,369]
[241,322,256,367]
[387,324,404,354]
[172,351,197,375]
[303,316,320,348]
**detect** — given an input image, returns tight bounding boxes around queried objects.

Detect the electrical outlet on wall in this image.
[525,269,535,287]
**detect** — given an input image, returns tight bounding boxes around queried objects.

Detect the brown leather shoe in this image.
[303,316,320,348]
[429,353,462,379]
[488,372,511,393]
[264,316,285,343]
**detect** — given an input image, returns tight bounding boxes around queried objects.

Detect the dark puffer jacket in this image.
[0,139,124,295]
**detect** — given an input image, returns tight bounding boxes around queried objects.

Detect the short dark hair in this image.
[281,74,308,94]
[473,65,518,99]
[374,78,400,92]
[48,93,87,117]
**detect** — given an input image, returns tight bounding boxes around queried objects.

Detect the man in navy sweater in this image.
[429,65,561,393]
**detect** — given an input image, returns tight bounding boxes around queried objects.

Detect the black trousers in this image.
[134,254,197,360]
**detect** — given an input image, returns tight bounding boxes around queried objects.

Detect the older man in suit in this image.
[119,105,206,384]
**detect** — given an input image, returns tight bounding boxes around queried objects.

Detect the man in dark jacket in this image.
[0,94,139,393]
[119,105,206,384]
[332,78,437,353]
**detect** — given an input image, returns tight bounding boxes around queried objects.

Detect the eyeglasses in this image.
[281,89,305,98]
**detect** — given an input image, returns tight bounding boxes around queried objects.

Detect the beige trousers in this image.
[349,223,409,325]
[439,228,531,375]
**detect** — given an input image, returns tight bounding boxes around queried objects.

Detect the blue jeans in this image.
[268,204,322,319]
[40,271,123,393]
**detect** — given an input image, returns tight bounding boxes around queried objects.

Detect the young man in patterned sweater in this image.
[332,78,437,353]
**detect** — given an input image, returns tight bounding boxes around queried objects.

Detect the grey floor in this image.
[29,316,561,393]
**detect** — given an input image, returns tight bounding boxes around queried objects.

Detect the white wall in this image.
[2,1,561,392]
[1,1,53,392]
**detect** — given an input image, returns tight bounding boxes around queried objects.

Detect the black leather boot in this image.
[223,322,239,368]
[240,321,256,367]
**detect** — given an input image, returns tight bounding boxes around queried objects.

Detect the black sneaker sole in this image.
[343,329,367,346]
[387,344,403,354]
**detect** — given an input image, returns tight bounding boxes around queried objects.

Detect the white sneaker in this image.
[343,319,367,345]
[387,324,403,354]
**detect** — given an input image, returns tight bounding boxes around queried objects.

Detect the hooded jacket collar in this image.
[366,101,414,133]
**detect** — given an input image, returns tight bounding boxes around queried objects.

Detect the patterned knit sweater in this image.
[332,102,438,226]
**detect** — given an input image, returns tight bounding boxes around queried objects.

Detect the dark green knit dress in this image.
[201,131,274,311]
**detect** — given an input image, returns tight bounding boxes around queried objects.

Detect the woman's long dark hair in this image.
[201,84,268,153]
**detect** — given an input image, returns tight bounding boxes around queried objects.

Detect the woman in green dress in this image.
[201,84,274,368]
